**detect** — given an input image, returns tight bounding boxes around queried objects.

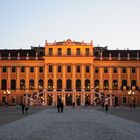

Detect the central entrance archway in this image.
[66,94,72,106]
[76,94,81,106]
[85,93,90,106]
[47,94,53,105]
[57,93,62,103]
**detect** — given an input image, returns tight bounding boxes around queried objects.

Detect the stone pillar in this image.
[90,64,94,105]
[100,67,103,91]
[53,64,57,105]
[0,67,1,90]
[62,64,66,90]
[81,64,85,106]
[16,66,20,91]
[127,67,131,89]
[137,67,140,87]
[109,67,112,90]
[72,64,76,103]
[118,67,121,90]
[62,64,66,105]
[44,64,48,105]
[35,66,38,91]
[25,66,29,91]
[7,66,11,89]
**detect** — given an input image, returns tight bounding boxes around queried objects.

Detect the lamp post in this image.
[3,90,10,107]
[128,90,135,107]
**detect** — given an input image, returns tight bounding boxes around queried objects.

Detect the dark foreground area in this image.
[94,106,140,124]
[0,106,46,126]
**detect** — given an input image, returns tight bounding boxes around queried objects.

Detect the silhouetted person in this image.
[25,104,29,115]
[21,103,25,114]
[105,104,108,112]
[72,102,75,108]
[57,101,60,113]
[60,102,64,113]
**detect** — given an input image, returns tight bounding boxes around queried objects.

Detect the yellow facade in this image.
[0,39,140,106]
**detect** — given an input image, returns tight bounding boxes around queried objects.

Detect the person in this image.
[21,103,25,114]
[25,103,29,115]
[57,101,60,113]
[105,103,108,112]
[72,102,75,108]
[60,102,64,113]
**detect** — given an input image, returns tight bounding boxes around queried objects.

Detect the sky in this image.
[0,0,140,50]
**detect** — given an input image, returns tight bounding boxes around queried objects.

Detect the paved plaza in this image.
[0,106,140,140]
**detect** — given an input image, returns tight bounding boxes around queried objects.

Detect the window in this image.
[85,48,89,56]
[113,67,117,73]
[48,48,53,56]
[85,79,90,91]
[39,67,43,73]
[2,66,7,72]
[29,79,34,90]
[38,79,44,90]
[76,79,81,91]
[86,65,90,73]
[20,79,25,90]
[122,67,126,73]
[112,80,118,90]
[77,65,80,73]
[49,65,53,72]
[122,97,127,104]
[30,67,34,73]
[11,79,16,90]
[104,80,109,90]
[58,65,61,72]
[67,65,71,73]
[21,66,25,72]
[57,79,62,91]
[132,67,136,73]
[104,67,108,73]
[95,67,99,73]
[67,48,71,55]
[12,66,16,72]
[76,48,80,55]
[2,79,7,90]
[58,48,62,56]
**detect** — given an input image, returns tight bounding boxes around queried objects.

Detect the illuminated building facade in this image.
[0,39,140,106]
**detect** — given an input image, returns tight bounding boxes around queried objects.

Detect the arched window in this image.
[57,79,62,91]
[85,79,90,91]
[112,80,118,90]
[104,80,109,90]
[122,80,127,90]
[2,79,7,90]
[131,80,137,90]
[76,79,81,91]
[94,80,100,88]
[38,79,43,90]
[122,80,127,86]
[48,79,53,91]
[66,79,72,90]
[67,65,71,73]
[29,79,34,90]
[11,79,16,90]
[131,80,136,86]
[20,79,25,90]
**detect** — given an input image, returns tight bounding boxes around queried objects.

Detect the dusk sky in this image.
[0,0,140,50]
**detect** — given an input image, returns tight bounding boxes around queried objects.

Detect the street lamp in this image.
[3,90,10,106]
[128,90,135,107]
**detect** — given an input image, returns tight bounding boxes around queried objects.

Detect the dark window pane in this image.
[67,48,71,55]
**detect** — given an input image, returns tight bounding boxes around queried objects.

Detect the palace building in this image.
[0,39,140,106]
